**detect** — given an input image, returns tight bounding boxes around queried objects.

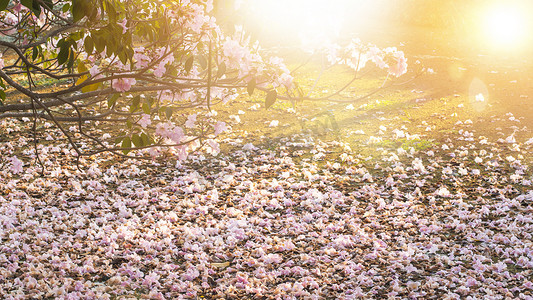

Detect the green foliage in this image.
[265,90,277,109]
[0,0,9,11]
[247,79,256,96]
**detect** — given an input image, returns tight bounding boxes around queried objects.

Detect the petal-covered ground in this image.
[1,109,532,299]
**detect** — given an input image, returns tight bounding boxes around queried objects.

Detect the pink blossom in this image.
[262,253,282,264]
[89,65,102,79]
[277,73,294,89]
[435,186,451,197]
[0,54,4,69]
[177,145,188,161]
[368,46,387,69]
[406,281,420,290]
[206,139,220,156]
[153,62,166,77]
[13,3,23,13]
[138,114,151,128]
[242,143,256,151]
[134,47,150,69]
[206,0,214,12]
[465,277,478,287]
[181,267,199,281]
[118,18,128,34]
[223,39,245,65]
[186,4,206,33]
[388,50,408,77]
[170,126,184,144]
[214,121,227,136]
[10,156,23,174]
[111,77,136,92]
[185,114,197,129]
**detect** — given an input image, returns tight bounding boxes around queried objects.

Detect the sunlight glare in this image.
[483,3,529,50]
[246,0,351,49]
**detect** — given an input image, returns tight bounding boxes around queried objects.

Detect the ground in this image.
[0,25,532,299]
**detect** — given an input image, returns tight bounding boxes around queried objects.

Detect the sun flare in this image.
[245,0,351,49]
[482,3,530,50]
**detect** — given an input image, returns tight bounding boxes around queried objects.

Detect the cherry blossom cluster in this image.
[0,0,296,159]
[326,38,408,77]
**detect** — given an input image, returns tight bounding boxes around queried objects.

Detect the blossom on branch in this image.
[111,78,136,92]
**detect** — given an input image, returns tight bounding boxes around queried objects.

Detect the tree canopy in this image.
[0,0,409,164]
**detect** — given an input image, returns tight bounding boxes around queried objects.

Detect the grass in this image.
[211,46,533,169]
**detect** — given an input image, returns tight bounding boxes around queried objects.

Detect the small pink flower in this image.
[368,46,387,69]
[153,62,166,77]
[181,267,199,281]
[262,253,282,264]
[206,139,220,155]
[185,114,197,129]
[277,73,294,89]
[142,271,160,288]
[89,65,103,79]
[214,121,227,136]
[223,39,245,64]
[10,156,23,174]
[118,18,128,34]
[177,145,188,161]
[138,114,151,128]
[205,0,214,12]
[13,3,23,13]
[134,47,150,69]
[111,77,136,92]
[170,126,184,144]
[388,51,408,77]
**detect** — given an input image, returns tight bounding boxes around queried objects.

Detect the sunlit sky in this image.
[481,2,531,51]
[238,0,385,47]
[234,0,533,53]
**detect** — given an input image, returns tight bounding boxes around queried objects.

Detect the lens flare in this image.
[469,78,489,112]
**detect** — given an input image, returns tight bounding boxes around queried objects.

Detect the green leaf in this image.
[57,43,69,66]
[198,55,207,69]
[0,89,5,102]
[62,3,70,13]
[131,95,140,109]
[184,55,194,74]
[247,78,256,96]
[108,93,120,107]
[142,102,150,114]
[165,107,173,120]
[118,50,128,65]
[84,36,94,55]
[32,46,39,60]
[0,0,9,11]
[114,136,123,144]
[131,134,143,147]
[141,133,151,146]
[94,35,106,54]
[41,0,53,10]
[106,0,117,22]
[67,48,75,69]
[265,90,277,109]
[21,0,40,15]
[105,36,115,57]
[121,136,131,155]
[146,96,154,107]
[126,119,132,129]
[216,62,226,78]
[71,0,85,22]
